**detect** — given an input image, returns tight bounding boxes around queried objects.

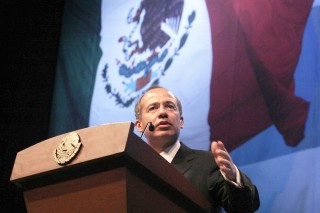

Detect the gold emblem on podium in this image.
[53,132,82,165]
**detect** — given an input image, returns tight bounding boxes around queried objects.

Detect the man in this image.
[134,86,260,212]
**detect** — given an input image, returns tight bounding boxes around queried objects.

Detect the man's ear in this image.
[180,116,184,129]
[135,120,143,132]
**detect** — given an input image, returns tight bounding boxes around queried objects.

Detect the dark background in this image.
[1,1,65,211]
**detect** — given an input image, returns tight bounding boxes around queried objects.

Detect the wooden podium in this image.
[10,122,211,212]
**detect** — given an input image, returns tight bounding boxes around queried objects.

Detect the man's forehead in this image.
[143,88,176,100]
[141,88,176,102]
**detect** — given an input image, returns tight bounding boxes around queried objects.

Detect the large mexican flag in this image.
[49,0,319,212]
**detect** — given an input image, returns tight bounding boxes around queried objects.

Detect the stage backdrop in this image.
[49,0,320,212]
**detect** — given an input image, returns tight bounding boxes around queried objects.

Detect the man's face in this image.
[135,88,184,150]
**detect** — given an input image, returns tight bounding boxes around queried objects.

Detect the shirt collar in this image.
[160,140,181,163]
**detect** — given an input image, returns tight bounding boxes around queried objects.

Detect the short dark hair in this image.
[134,86,182,119]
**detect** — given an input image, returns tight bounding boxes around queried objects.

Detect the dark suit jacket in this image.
[171,143,260,213]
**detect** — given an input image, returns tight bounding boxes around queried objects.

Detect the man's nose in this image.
[158,106,168,117]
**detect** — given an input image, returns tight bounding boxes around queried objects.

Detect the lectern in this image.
[10,122,211,212]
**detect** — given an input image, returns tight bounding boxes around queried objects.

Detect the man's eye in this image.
[148,106,156,111]
[166,103,176,110]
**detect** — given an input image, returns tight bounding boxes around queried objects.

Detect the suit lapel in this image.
[171,143,194,175]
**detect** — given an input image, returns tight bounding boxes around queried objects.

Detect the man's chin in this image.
[154,131,175,137]
[151,133,178,142]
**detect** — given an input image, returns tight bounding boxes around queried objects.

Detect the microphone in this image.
[149,122,155,131]
[140,122,155,138]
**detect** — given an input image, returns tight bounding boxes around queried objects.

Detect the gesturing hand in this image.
[211,141,237,181]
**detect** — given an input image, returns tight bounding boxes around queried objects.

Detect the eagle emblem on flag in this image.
[101,0,195,107]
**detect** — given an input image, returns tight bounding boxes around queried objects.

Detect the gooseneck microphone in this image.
[140,122,155,138]
[149,122,155,131]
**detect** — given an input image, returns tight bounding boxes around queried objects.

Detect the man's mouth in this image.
[157,121,171,127]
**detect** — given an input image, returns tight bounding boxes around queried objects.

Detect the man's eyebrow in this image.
[164,100,176,105]
[146,102,159,108]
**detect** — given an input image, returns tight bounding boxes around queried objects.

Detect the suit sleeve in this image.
[208,167,260,212]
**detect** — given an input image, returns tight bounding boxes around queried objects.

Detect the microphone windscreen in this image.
[148,122,155,131]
